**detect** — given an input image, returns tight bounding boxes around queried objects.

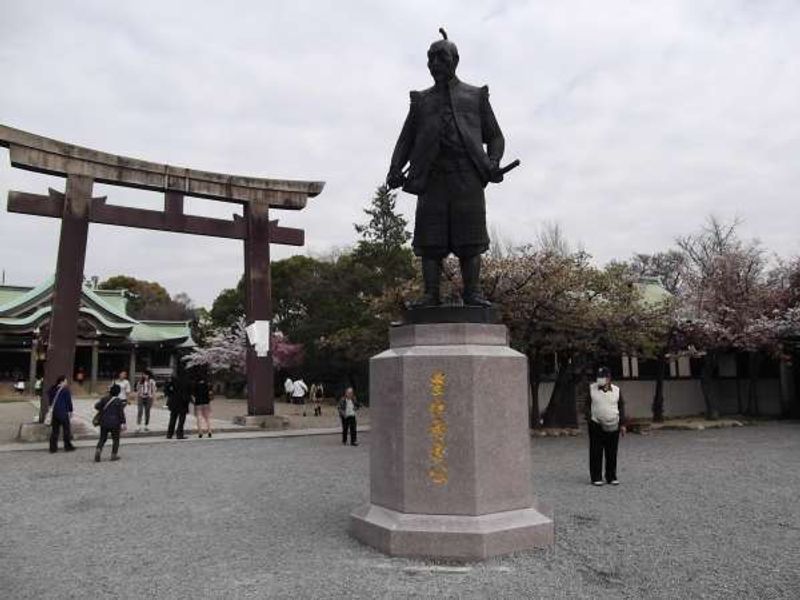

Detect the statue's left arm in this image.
[480,85,505,175]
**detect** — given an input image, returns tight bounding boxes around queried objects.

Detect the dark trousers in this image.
[97,427,120,455]
[50,416,74,452]
[589,420,620,483]
[167,411,187,438]
[341,416,357,445]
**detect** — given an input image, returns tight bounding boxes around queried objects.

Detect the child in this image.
[94,384,127,462]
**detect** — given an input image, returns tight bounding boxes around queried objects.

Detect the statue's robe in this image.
[389,78,504,258]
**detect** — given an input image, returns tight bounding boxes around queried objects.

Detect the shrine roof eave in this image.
[130,321,193,344]
[0,306,134,336]
[0,124,324,209]
[0,275,55,317]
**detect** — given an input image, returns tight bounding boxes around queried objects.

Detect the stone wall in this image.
[535,378,783,420]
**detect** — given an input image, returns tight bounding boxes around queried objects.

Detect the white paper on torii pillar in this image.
[245,320,270,357]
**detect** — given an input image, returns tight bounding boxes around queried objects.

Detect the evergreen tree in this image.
[352,184,414,293]
[354,184,411,252]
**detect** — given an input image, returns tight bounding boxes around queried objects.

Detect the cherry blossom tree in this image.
[183,319,303,393]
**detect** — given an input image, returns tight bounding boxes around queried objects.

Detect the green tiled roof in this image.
[132,321,192,344]
[0,277,194,347]
[0,276,55,316]
[92,289,130,315]
[0,285,31,307]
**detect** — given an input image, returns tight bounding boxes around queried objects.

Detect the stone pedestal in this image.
[17,422,50,443]
[350,322,554,561]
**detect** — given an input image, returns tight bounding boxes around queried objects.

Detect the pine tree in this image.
[354,184,411,253]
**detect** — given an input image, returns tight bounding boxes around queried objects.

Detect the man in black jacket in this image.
[165,375,190,440]
[387,29,506,308]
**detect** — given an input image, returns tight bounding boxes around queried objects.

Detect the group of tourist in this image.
[46,368,216,462]
[47,365,621,480]
[284,377,329,418]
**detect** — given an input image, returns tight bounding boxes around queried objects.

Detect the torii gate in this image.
[0,124,324,420]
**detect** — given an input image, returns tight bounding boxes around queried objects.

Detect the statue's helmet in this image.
[427,27,459,66]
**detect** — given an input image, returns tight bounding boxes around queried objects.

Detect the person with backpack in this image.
[48,375,75,453]
[135,370,157,432]
[94,384,127,462]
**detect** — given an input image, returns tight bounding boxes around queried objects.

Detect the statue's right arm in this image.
[387,92,419,188]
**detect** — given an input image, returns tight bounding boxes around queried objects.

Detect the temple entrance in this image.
[0,124,324,420]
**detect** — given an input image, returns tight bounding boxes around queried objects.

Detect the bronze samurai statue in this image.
[387,28,517,308]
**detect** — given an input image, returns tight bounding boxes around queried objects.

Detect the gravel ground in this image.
[1,423,798,599]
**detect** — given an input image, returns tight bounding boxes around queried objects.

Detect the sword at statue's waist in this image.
[401,158,521,177]
[499,159,520,175]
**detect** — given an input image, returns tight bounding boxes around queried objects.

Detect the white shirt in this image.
[115,378,131,400]
[284,378,294,394]
[291,379,308,398]
[137,379,156,398]
[344,398,356,418]
[590,383,620,431]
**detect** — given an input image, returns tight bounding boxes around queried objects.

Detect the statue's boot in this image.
[461,255,492,307]
[409,258,442,308]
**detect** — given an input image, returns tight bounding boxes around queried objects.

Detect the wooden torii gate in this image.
[0,124,324,420]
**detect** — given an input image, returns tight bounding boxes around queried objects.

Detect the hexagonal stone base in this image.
[351,322,555,559]
[350,503,554,561]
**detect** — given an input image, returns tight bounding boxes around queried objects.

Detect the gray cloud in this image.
[2,0,799,307]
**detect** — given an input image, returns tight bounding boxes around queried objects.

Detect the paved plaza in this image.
[0,398,369,444]
[1,423,798,599]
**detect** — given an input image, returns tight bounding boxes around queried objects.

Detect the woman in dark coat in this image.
[94,383,127,462]
[49,375,75,453]
[165,375,191,440]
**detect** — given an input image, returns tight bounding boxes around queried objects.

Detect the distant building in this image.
[0,276,195,395]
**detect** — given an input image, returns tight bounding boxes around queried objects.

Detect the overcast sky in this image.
[2,0,799,308]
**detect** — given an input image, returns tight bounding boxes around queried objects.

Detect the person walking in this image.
[585,366,626,486]
[135,370,157,432]
[291,378,308,406]
[337,387,359,446]
[94,384,126,462]
[113,370,132,405]
[284,377,294,404]
[313,383,324,417]
[48,375,75,453]
[165,374,190,439]
[193,375,213,438]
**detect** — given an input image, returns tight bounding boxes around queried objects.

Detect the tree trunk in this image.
[700,352,719,420]
[735,367,743,414]
[652,355,666,422]
[528,352,541,429]
[746,351,761,416]
[542,359,578,428]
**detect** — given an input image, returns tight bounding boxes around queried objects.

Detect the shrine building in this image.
[0,276,194,396]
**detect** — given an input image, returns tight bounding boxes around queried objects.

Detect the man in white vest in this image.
[585,366,626,486]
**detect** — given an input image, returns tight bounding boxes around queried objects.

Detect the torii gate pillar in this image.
[244,197,273,415]
[46,175,93,405]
